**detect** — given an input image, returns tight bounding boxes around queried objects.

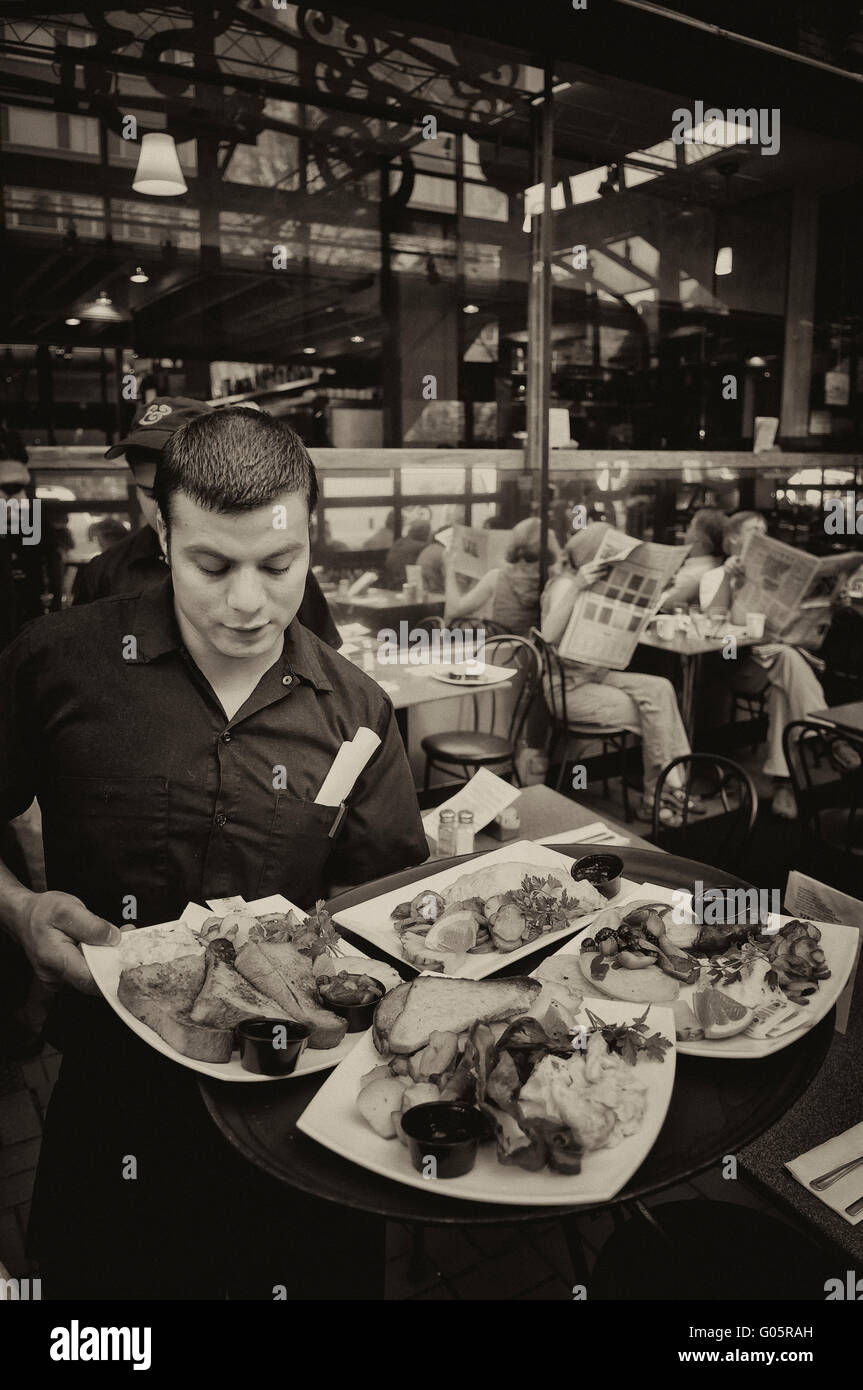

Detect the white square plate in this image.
[545,882,860,1059]
[83,894,372,1082]
[297,997,676,1206]
[333,840,644,979]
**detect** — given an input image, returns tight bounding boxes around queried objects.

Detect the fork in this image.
[844,1193,863,1218]
[810,1154,863,1191]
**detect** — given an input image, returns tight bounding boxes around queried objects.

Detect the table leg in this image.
[680,652,701,742]
[560,1213,594,1293]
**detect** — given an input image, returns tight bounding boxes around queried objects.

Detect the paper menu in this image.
[422,768,520,843]
[314,726,381,807]
[784,871,862,1035]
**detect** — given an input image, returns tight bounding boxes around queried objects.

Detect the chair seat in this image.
[560,722,632,737]
[421,730,512,763]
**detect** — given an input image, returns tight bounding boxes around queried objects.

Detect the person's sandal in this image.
[661,787,708,816]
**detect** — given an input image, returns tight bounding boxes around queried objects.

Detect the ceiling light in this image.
[350,335,365,343]
[65,317,81,326]
[463,303,480,314]
[130,266,149,284]
[302,346,316,355]
[81,291,123,323]
[714,246,733,276]
[132,133,188,197]
[746,355,767,368]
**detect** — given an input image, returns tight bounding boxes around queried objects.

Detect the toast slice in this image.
[188,953,278,1029]
[117,954,234,1063]
[386,976,542,1055]
[234,939,347,1049]
[372,979,412,1054]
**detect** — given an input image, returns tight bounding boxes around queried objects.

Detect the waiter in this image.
[73,395,341,648]
[0,406,428,1299]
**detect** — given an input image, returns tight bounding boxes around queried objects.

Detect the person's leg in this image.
[603,672,691,803]
[761,646,825,780]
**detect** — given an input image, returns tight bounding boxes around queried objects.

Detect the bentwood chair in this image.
[650,753,758,872]
[530,628,638,819]
[421,634,540,788]
[782,720,863,892]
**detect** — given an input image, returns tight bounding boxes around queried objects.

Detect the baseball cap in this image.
[0,459,31,487]
[104,396,212,459]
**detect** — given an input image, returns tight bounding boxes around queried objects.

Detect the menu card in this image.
[785,871,862,1034]
[422,768,520,846]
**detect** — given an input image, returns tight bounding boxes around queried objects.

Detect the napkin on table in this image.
[785,1120,863,1226]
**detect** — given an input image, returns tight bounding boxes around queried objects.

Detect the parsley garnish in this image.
[583,1005,673,1067]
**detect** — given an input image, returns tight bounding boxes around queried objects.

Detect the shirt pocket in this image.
[46,776,169,925]
[256,793,339,907]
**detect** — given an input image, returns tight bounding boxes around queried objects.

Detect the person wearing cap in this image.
[0,407,428,1299]
[73,396,341,648]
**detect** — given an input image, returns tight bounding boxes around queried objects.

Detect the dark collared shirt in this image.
[72,524,342,648]
[0,577,427,925]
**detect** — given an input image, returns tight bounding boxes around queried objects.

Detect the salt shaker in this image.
[455,809,475,855]
[437,808,457,857]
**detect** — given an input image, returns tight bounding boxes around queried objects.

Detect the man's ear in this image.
[155,508,169,559]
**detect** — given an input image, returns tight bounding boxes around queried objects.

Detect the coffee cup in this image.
[746,612,766,639]
[655,616,676,641]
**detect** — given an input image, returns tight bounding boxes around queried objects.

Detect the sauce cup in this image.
[400,1102,490,1179]
[236,1018,311,1075]
[570,852,624,899]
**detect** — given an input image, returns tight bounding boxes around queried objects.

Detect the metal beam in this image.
[526,68,554,593]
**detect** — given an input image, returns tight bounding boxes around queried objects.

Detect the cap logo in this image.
[139,403,173,427]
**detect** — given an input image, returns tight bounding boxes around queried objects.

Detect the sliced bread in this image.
[386,975,541,1055]
[117,954,234,1063]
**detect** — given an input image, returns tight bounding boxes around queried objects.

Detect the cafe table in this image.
[343,643,515,744]
[331,587,445,633]
[199,789,834,1281]
[807,699,863,740]
[638,623,761,737]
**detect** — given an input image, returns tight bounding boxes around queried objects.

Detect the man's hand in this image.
[724,555,745,585]
[16,891,121,995]
[573,557,614,593]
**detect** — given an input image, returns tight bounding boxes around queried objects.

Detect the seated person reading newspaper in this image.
[699,511,861,819]
[658,507,727,612]
[444,517,560,637]
[540,522,698,825]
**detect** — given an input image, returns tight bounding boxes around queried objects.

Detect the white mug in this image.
[746,612,766,639]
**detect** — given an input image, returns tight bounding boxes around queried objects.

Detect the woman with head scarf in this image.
[541,522,695,822]
[444,516,560,636]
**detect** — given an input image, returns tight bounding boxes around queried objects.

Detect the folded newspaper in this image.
[557,527,687,669]
[732,533,860,649]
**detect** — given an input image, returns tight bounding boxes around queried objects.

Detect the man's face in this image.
[730,516,766,555]
[157,490,310,662]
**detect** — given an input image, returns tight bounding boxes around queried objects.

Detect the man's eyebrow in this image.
[184,541,305,561]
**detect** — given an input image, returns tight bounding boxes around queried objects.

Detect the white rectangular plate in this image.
[297,998,676,1206]
[83,894,374,1082]
[546,882,860,1059]
[333,840,644,979]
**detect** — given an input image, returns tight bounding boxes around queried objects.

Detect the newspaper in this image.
[733,533,860,648]
[450,524,513,583]
[784,871,862,1034]
[557,527,687,670]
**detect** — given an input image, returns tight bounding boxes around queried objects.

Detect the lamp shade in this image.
[714,245,733,276]
[133,134,188,197]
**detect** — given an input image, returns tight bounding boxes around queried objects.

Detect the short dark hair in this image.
[154,408,318,529]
